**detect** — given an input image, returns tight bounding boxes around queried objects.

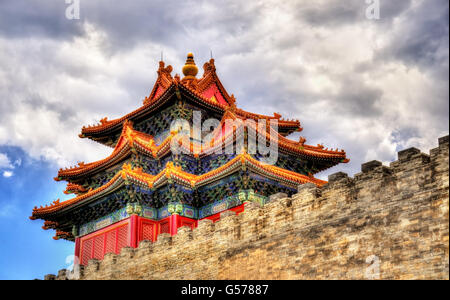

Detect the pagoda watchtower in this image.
[31,53,348,266]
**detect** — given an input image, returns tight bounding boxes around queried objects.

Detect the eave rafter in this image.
[31,152,326,219]
[63,183,88,195]
[58,109,348,184]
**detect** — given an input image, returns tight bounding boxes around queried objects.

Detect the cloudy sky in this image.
[0,0,448,279]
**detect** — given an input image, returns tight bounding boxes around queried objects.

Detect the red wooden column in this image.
[129,214,139,248]
[74,237,81,264]
[170,214,180,236]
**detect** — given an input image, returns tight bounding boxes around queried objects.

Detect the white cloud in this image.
[0,153,13,169]
[3,170,13,178]
[13,158,21,167]
[0,0,448,179]
[0,25,158,167]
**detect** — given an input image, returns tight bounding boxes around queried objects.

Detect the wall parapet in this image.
[44,136,449,280]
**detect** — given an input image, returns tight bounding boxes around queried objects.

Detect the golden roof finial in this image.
[182,52,198,79]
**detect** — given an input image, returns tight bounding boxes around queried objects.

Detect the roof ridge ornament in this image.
[203,58,216,74]
[299,136,306,146]
[182,53,198,80]
[158,61,173,76]
[100,117,109,125]
[229,94,236,105]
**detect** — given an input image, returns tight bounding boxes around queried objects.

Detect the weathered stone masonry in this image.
[47,136,449,280]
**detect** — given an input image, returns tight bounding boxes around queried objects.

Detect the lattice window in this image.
[81,238,93,266]
[160,221,170,234]
[79,221,131,265]
[142,223,154,241]
[116,225,128,254]
[93,235,105,260]
[105,230,116,255]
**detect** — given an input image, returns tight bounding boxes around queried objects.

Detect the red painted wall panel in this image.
[116,225,128,252]
[159,220,170,234]
[77,204,246,265]
[80,238,93,266]
[79,219,130,265]
[105,230,116,255]
[138,218,158,242]
[93,235,104,260]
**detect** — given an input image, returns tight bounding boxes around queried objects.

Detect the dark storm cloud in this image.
[79,0,263,55]
[333,78,383,117]
[297,0,412,27]
[377,0,449,73]
[0,0,183,47]
[81,0,185,49]
[22,93,75,123]
[0,0,448,178]
[0,0,261,54]
[297,0,364,27]
[0,1,84,39]
[392,127,420,144]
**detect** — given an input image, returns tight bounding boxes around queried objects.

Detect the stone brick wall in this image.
[48,136,449,280]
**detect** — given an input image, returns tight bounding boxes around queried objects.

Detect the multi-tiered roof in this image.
[31,53,348,242]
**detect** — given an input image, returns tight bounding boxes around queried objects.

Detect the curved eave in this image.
[59,121,156,182]
[64,111,348,182]
[56,143,131,181]
[80,80,301,143]
[63,183,88,195]
[80,84,176,137]
[32,171,125,218]
[31,153,325,219]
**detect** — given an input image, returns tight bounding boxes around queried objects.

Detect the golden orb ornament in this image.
[182,52,198,79]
